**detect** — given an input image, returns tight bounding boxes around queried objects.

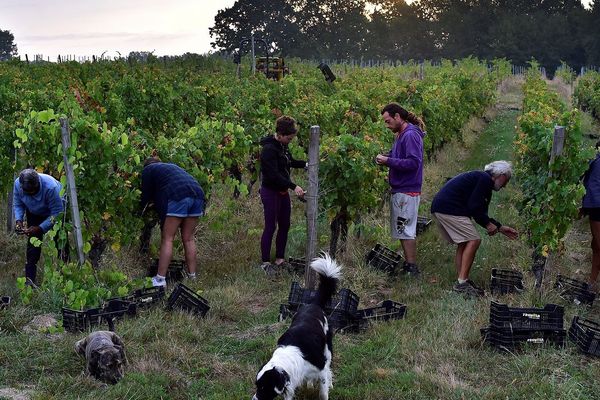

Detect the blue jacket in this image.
[583,154,600,208]
[431,170,499,228]
[13,173,65,233]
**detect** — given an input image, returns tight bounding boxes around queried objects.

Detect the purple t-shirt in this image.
[386,123,425,193]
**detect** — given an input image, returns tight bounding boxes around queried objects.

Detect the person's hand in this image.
[294,185,305,198]
[486,222,498,236]
[375,154,389,165]
[15,220,25,234]
[499,226,518,240]
[25,226,43,237]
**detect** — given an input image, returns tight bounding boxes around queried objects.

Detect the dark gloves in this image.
[25,226,43,237]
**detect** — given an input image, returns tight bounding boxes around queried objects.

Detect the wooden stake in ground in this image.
[7,148,15,233]
[304,125,320,289]
[60,118,85,265]
[536,126,565,286]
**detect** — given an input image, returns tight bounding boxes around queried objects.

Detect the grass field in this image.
[1,77,600,400]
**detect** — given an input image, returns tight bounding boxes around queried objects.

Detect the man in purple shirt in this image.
[376,103,426,276]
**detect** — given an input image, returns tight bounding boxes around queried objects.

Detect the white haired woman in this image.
[430,161,519,297]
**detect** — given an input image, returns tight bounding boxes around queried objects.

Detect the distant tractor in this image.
[256,56,289,80]
[234,34,289,80]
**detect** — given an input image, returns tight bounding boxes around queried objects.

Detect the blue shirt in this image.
[431,170,497,228]
[13,173,65,233]
[583,154,600,208]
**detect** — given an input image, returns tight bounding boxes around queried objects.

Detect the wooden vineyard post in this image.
[60,118,85,265]
[536,126,565,286]
[7,188,14,233]
[304,125,320,289]
[7,147,16,233]
[548,126,565,173]
[251,33,256,76]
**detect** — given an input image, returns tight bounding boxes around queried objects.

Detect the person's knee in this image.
[182,236,196,247]
[160,235,175,246]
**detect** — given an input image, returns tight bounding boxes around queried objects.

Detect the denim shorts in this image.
[166,197,204,218]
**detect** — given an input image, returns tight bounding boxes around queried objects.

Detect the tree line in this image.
[210,0,600,72]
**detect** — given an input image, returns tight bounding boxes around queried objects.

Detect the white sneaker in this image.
[152,276,166,287]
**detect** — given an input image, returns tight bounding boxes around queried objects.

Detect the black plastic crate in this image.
[569,316,600,357]
[490,269,525,295]
[328,309,359,332]
[366,244,403,275]
[130,286,166,308]
[555,275,596,305]
[62,299,137,332]
[62,307,92,332]
[167,283,210,317]
[278,303,358,332]
[287,257,306,274]
[287,281,359,314]
[489,301,564,331]
[148,259,187,282]
[481,327,566,348]
[1,296,11,309]
[87,299,137,327]
[352,300,407,332]
[416,216,432,235]
[109,287,166,309]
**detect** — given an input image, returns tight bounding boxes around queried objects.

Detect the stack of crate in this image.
[481,301,565,349]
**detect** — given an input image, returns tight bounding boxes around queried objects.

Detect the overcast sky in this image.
[0,0,594,61]
[0,0,236,60]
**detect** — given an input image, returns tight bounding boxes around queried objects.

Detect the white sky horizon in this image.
[0,0,594,61]
[0,0,237,60]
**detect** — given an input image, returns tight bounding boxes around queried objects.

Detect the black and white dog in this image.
[253,254,341,400]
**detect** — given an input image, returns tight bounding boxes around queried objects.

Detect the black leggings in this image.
[583,208,600,222]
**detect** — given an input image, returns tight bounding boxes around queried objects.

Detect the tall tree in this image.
[209,0,302,56]
[0,29,18,61]
[209,0,595,67]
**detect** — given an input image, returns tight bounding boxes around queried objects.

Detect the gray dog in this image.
[75,331,127,384]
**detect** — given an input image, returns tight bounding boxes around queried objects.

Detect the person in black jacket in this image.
[259,116,306,275]
[431,161,518,297]
[140,157,205,287]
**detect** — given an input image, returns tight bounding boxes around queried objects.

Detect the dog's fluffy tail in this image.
[310,253,341,308]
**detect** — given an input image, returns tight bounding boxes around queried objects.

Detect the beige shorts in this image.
[432,212,480,244]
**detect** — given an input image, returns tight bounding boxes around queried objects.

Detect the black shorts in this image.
[583,208,600,222]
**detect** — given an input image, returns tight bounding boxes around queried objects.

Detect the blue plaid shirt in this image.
[141,163,204,220]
